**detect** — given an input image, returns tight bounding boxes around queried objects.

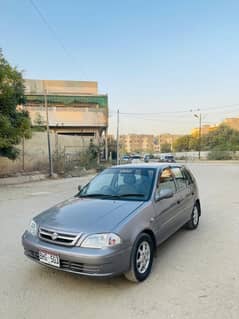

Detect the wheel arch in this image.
[124,228,156,282]
[140,228,157,253]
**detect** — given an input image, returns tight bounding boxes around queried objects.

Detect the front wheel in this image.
[185,203,200,230]
[124,233,154,282]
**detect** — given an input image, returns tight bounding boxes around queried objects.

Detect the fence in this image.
[172,151,239,160]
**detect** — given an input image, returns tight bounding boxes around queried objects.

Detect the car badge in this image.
[52,232,58,240]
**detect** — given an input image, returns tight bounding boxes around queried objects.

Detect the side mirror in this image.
[74,185,83,198]
[155,188,174,201]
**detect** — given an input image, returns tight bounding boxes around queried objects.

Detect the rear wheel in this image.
[124,233,154,282]
[185,202,200,230]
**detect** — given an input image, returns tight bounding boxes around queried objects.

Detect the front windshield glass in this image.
[79,167,156,201]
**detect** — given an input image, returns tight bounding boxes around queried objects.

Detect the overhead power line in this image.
[117,116,203,122]
[201,103,239,111]
[28,0,88,79]
[29,0,68,54]
[109,103,239,117]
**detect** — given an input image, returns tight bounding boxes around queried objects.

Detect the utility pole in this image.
[22,136,25,171]
[44,86,53,176]
[116,109,120,165]
[105,129,108,161]
[193,111,202,160]
[199,113,202,160]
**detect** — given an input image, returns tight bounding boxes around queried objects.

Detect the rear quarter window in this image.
[171,167,188,190]
[182,168,194,185]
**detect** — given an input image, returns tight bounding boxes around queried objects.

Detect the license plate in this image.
[39,250,60,267]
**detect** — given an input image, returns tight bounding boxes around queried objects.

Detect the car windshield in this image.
[79,167,156,201]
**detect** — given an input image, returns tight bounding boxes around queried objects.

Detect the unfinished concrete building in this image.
[24,79,108,137]
[23,79,108,158]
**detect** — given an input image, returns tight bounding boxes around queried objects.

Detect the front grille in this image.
[25,249,101,274]
[39,227,81,246]
[25,249,39,260]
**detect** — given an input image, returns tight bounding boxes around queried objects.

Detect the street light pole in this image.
[198,113,202,160]
[193,112,202,160]
[116,109,120,165]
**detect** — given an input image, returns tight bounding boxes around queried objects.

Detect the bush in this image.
[207,150,232,160]
[32,126,46,132]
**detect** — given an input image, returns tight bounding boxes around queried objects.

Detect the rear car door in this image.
[153,168,182,243]
[171,166,194,225]
[181,166,195,220]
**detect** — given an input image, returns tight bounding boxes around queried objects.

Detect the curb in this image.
[0,174,48,186]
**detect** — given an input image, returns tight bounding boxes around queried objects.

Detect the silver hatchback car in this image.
[22,163,201,282]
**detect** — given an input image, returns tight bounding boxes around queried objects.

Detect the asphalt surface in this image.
[0,164,238,319]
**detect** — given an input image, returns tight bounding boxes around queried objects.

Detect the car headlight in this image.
[80,233,121,249]
[28,220,38,236]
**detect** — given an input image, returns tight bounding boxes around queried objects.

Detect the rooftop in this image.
[24,79,98,96]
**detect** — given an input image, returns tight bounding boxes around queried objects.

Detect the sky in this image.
[1,0,239,135]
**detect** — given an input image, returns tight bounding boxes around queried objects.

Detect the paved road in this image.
[0,164,238,319]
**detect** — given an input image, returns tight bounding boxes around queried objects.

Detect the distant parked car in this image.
[160,154,176,163]
[122,155,130,163]
[22,163,201,282]
[130,155,142,163]
[144,154,154,162]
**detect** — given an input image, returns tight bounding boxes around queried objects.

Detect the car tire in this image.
[124,233,154,282]
[185,202,200,230]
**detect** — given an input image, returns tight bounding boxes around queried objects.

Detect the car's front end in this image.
[22,225,132,277]
[22,188,149,277]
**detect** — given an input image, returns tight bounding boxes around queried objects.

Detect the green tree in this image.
[173,124,239,153]
[0,49,31,159]
[189,136,199,151]
[108,137,117,160]
[33,112,46,131]
[202,124,239,151]
[173,135,192,152]
[88,140,100,161]
[160,143,171,153]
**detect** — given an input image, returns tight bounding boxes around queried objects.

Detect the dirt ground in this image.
[0,163,238,319]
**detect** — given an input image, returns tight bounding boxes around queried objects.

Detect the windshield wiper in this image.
[79,193,145,199]
[79,193,111,198]
[111,193,145,198]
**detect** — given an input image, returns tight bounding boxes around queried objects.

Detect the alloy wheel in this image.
[136,241,151,274]
[192,205,199,226]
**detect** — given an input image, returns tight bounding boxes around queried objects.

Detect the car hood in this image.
[35,197,144,234]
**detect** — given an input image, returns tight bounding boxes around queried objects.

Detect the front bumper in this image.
[22,231,131,278]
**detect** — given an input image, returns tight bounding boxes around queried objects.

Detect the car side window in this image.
[182,168,194,185]
[156,168,176,195]
[171,167,188,190]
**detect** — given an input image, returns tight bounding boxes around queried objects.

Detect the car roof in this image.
[112,163,183,170]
